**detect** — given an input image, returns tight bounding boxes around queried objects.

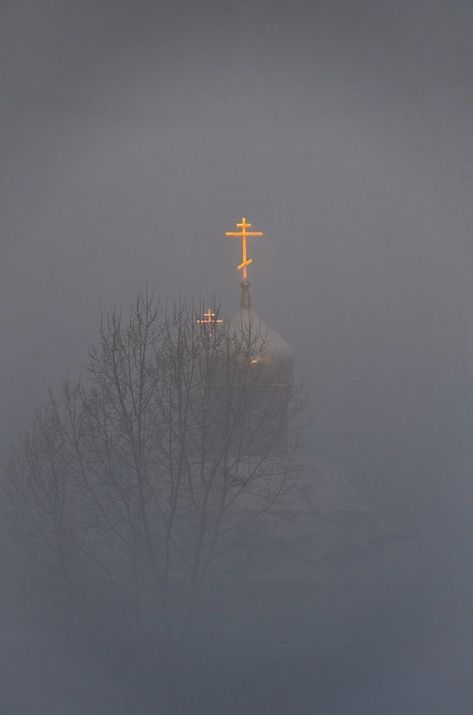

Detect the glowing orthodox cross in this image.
[225,217,264,281]
[197,309,224,326]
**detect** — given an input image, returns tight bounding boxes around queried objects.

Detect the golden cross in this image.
[225,217,264,281]
[197,309,224,326]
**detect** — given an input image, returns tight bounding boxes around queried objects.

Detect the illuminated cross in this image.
[225,217,264,282]
[197,309,224,326]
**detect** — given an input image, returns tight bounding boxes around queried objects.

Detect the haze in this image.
[1,1,472,712]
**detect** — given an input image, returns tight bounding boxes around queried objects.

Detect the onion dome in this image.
[230,280,294,372]
[224,217,294,456]
[228,280,294,457]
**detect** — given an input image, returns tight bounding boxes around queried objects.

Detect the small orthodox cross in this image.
[197,309,224,327]
[225,217,264,281]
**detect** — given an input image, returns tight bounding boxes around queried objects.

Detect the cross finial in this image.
[225,217,264,282]
[197,309,224,327]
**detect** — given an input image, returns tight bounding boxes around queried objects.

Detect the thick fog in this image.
[1,1,472,713]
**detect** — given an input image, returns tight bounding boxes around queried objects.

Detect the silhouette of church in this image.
[194,218,405,580]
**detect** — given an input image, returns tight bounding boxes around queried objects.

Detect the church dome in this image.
[221,218,294,456]
[222,280,294,457]
[230,280,294,371]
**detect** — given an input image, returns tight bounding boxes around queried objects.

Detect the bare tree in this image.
[4,293,304,698]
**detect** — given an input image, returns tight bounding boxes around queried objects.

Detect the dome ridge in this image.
[230,281,294,363]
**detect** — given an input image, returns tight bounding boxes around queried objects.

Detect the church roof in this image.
[230,280,294,365]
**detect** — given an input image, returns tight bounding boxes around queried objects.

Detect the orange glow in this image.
[225,217,264,281]
[197,309,224,326]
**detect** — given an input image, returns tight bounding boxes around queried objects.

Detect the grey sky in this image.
[1,0,472,532]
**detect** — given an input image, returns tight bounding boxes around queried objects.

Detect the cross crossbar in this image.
[225,217,264,281]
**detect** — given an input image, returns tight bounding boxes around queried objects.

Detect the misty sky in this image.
[1,0,472,535]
